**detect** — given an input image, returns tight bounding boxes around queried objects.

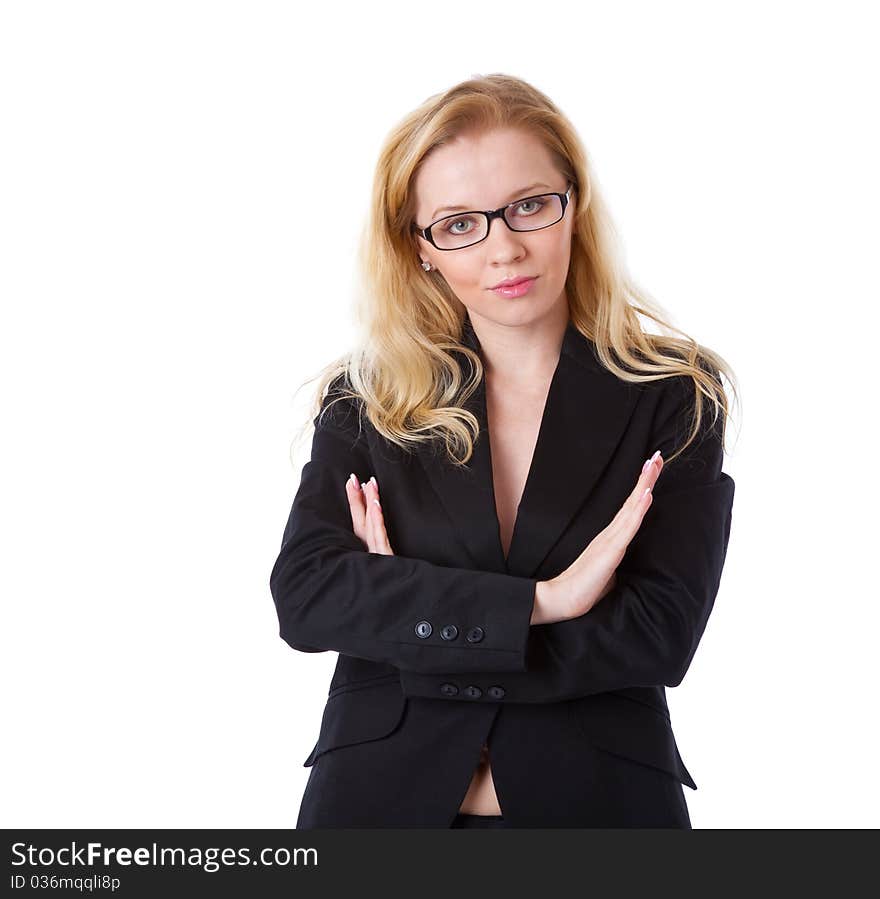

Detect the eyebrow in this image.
[430,182,553,221]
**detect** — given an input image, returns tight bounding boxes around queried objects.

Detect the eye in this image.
[443,216,477,234]
[512,198,545,216]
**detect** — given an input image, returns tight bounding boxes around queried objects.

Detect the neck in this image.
[468,303,569,383]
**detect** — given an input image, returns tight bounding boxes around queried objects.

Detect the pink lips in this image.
[490,277,537,298]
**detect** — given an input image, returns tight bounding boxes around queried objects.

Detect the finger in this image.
[639,451,664,489]
[369,496,394,555]
[345,473,368,542]
[363,479,394,555]
[631,453,663,511]
[608,452,664,531]
[362,479,378,552]
[593,453,665,571]
[616,469,656,542]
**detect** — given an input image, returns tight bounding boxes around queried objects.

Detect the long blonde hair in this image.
[295,73,739,468]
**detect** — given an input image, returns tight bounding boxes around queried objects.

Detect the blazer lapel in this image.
[416,316,642,578]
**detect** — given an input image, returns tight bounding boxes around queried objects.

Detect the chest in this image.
[484,377,552,558]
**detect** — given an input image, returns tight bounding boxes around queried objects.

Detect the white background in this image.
[2,1,877,828]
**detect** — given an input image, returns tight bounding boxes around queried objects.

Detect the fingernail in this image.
[361,481,368,491]
[373,498,381,508]
[642,458,651,473]
[370,476,378,488]
[650,450,661,462]
[349,473,358,487]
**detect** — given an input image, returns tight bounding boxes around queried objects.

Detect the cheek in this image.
[536,234,572,277]
[555,241,573,274]
[441,260,483,291]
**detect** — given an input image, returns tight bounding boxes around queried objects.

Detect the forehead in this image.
[414,128,558,214]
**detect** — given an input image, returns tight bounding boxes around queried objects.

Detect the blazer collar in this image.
[416,315,642,578]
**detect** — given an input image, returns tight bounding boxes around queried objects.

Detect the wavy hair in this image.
[293,72,739,469]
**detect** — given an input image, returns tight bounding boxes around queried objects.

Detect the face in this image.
[413,127,576,330]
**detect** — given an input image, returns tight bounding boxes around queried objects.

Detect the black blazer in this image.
[269,316,735,828]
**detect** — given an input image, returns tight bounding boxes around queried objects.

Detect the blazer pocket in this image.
[303,677,407,768]
[568,692,698,789]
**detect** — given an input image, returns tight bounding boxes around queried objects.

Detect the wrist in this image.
[530,578,571,626]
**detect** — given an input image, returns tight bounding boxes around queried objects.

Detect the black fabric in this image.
[270,316,734,828]
[450,814,508,829]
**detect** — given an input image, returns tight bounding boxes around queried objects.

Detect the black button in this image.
[463,685,482,699]
[440,682,459,696]
[415,620,433,638]
[488,685,505,699]
[440,624,458,641]
[465,626,485,643]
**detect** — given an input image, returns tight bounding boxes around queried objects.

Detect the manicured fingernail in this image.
[349,473,358,487]
[642,458,651,473]
[650,450,661,462]
[373,498,381,508]
[361,481,368,491]
[370,476,378,488]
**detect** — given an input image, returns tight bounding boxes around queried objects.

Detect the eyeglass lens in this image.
[431,194,564,250]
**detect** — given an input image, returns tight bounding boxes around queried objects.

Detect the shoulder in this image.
[651,363,727,485]
[306,373,374,469]
[308,373,374,467]
[314,372,365,432]
[649,353,723,426]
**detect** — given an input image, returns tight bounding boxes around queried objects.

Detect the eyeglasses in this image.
[412,182,574,251]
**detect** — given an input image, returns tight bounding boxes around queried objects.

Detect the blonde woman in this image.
[269,73,737,829]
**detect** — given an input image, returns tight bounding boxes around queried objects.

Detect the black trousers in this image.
[450,813,508,829]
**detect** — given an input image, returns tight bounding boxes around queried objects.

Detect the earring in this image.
[421,261,433,271]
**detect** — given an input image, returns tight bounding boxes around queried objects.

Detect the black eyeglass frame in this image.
[411,182,575,250]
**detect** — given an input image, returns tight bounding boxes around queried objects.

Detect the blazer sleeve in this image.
[268,389,538,674]
[398,371,736,703]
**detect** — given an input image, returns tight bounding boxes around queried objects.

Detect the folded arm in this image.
[270,373,735,701]
[269,396,538,675]
[399,372,736,703]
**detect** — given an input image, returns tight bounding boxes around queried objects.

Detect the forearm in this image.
[399,473,735,704]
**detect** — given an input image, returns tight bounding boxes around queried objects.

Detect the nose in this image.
[484,214,526,261]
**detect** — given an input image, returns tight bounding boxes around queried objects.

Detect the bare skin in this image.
[457,367,553,813]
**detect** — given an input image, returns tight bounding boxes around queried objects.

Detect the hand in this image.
[345,473,395,555]
[535,451,665,624]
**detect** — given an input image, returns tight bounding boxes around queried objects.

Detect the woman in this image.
[269,73,738,828]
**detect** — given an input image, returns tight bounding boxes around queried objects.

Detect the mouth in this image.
[489,276,538,298]
[489,275,537,290]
